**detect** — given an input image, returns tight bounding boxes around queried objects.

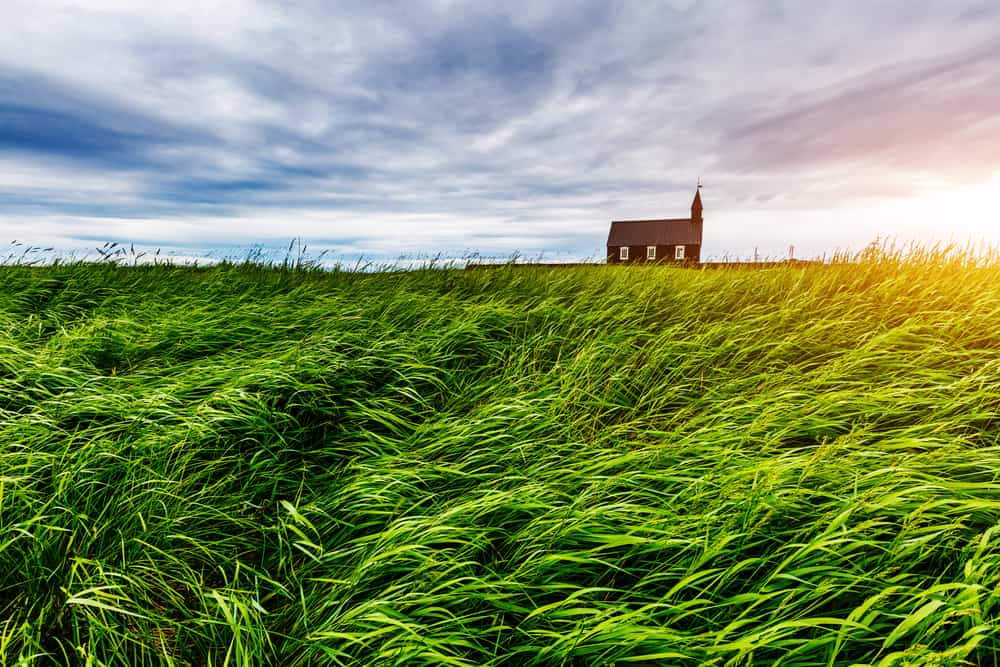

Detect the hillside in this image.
[2,255,999,665]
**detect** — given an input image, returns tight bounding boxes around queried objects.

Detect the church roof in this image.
[607,218,703,246]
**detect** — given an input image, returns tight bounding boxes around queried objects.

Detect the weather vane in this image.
[697,177,703,190]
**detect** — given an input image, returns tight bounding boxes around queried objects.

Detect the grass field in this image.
[2,250,1000,665]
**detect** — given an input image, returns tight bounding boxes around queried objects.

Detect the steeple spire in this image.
[691,181,703,222]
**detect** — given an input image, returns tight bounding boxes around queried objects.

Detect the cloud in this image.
[718,38,1000,181]
[0,1,999,259]
[0,68,200,168]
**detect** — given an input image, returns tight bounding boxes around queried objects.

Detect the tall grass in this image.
[2,246,1000,665]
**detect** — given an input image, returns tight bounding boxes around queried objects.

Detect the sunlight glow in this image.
[883,172,1000,247]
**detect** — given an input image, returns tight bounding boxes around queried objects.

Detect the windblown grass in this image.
[2,247,1000,665]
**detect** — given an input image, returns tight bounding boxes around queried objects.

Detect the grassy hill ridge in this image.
[2,255,999,665]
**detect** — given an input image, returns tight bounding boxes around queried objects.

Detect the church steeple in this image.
[691,181,703,222]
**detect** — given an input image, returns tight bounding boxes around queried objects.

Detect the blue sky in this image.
[2,1,999,261]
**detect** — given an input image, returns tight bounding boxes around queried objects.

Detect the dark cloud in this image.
[0,103,157,165]
[354,13,559,135]
[0,70,197,167]
[719,38,1000,180]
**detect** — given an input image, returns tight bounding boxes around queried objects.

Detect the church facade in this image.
[607,189,703,264]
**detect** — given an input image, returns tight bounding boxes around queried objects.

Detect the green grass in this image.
[2,249,1000,665]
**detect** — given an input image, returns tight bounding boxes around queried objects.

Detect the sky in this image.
[2,1,999,262]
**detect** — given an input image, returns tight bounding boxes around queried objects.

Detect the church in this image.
[607,188,703,263]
